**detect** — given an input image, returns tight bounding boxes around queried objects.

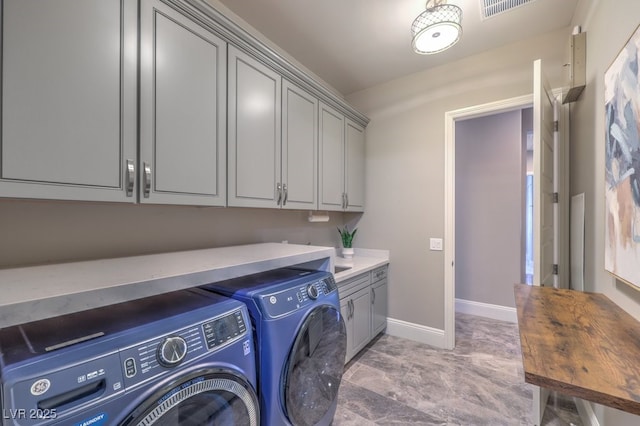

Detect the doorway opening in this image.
[443,94,533,350]
[453,107,533,319]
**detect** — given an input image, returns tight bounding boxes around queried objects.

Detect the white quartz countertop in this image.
[333,248,390,282]
[0,243,334,329]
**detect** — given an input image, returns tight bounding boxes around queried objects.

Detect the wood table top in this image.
[514,284,640,415]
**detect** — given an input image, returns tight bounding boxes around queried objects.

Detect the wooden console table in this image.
[514,284,640,415]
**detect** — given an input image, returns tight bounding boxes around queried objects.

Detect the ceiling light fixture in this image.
[411,0,463,55]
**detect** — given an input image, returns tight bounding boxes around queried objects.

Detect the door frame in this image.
[443,94,533,349]
[444,89,568,348]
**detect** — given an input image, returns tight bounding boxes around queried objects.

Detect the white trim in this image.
[444,94,533,350]
[455,298,518,323]
[574,398,600,426]
[385,317,446,349]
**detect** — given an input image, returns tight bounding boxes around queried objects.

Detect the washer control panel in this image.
[261,275,337,318]
[202,309,247,350]
[119,309,246,389]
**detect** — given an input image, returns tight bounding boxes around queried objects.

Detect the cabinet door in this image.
[318,102,345,211]
[340,298,354,363]
[371,279,388,336]
[228,46,282,208]
[351,286,372,355]
[345,119,366,212]
[0,0,137,202]
[139,0,226,205]
[282,80,318,210]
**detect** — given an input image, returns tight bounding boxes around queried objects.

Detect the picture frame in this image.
[604,23,640,288]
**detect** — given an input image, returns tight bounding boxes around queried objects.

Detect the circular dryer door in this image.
[283,305,347,426]
[121,369,259,426]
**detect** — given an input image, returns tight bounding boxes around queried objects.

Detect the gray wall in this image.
[347,27,569,329]
[0,200,344,268]
[455,110,524,308]
[570,0,640,423]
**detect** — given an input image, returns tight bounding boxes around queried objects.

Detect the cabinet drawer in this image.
[371,265,388,283]
[338,272,370,299]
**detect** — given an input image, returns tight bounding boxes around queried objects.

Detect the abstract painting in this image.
[605,24,640,288]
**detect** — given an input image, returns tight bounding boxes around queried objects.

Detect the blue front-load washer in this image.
[0,288,259,426]
[201,267,347,426]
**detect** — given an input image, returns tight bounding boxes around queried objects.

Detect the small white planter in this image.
[341,247,354,259]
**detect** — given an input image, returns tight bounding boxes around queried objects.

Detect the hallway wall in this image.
[455,110,525,308]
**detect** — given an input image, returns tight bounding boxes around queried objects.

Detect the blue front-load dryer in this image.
[0,288,259,426]
[201,268,347,426]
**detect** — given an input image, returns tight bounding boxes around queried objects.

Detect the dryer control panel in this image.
[260,275,337,318]
[119,309,247,389]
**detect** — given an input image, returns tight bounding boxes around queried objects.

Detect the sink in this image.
[334,266,352,273]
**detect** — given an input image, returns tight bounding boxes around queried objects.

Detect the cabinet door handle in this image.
[276,183,282,205]
[345,193,349,209]
[341,193,346,209]
[282,183,288,206]
[143,162,151,198]
[125,159,135,197]
[372,288,376,305]
[349,299,354,319]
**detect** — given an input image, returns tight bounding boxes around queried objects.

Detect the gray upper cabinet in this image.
[318,103,345,211]
[0,0,367,208]
[0,0,137,202]
[345,119,365,211]
[319,103,365,212]
[227,46,282,208]
[281,80,318,210]
[139,0,227,206]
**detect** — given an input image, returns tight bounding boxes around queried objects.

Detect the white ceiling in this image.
[215,0,580,95]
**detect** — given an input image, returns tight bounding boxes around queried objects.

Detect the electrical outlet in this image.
[429,238,443,251]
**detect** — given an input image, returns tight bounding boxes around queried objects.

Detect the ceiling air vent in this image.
[481,0,536,20]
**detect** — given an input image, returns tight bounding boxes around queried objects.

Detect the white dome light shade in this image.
[411,3,462,54]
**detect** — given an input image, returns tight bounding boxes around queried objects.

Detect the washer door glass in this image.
[121,370,259,426]
[283,305,347,426]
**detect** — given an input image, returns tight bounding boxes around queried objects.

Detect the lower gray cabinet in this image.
[371,267,388,336]
[339,273,371,363]
[340,298,354,362]
[351,286,372,356]
[339,264,389,364]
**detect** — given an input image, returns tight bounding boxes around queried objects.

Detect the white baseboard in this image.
[455,298,518,323]
[574,398,600,426]
[385,317,446,349]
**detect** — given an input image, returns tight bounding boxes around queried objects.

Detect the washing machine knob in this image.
[157,336,188,368]
[307,283,319,300]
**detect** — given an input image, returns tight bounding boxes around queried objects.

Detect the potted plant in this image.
[337,226,357,259]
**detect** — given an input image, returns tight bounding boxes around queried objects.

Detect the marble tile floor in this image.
[333,313,583,426]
